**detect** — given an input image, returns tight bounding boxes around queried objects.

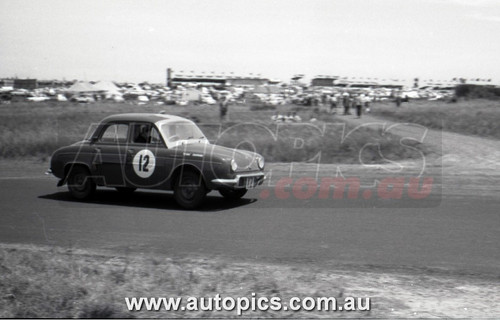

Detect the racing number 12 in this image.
[138,154,149,172]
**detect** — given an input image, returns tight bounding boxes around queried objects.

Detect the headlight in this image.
[257,156,265,169]
[231,159,238,172]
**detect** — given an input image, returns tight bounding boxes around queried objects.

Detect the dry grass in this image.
[1,244,498,318]
[0,245,359,318]
[370,99,500,139]
[0,101,430,163]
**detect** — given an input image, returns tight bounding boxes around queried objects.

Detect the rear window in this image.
[99,124,129,143]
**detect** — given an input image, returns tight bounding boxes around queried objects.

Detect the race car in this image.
[48,113,265,209]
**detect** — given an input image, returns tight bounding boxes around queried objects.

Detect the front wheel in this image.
[219,188,247,200]
[174,170,206,209]
[67,166,96,200]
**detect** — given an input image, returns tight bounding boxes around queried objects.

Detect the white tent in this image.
[92,81,120,93]
[92,81,123,100]
[66,81,96,93]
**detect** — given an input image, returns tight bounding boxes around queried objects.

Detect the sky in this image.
[1,0,500,84]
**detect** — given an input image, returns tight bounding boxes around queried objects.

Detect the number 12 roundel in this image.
[132,149,156,178]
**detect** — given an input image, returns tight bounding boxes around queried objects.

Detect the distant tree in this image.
[455,84,500,99]
[455,84,471,97]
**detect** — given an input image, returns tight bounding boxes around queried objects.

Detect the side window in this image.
[99,124,129,144]
[149,127,162,145]
[132,124,164,145]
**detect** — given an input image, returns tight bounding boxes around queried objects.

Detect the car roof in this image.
[100,113,190,124]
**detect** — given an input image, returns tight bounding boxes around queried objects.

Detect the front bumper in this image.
[212,172,265,189]
[45,168,66,186]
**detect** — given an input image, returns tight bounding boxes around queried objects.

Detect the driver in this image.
[135,125,150,143]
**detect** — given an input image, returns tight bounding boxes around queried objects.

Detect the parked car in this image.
[201,94,216,105]
[48,113,265,209]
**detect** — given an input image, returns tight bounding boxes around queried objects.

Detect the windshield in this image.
[160,121,207,144]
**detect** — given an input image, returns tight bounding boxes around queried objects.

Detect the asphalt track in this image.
[1,175,499,277]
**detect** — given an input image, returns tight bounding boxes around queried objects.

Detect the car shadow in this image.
[38,189,257,212]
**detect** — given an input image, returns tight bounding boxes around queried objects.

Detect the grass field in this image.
[1,245,354,318]
[0,101,430,163]
[370,99,500,139]
[1,244,498,318]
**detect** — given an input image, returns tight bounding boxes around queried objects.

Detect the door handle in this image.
[127,149,135,161]
[92,148,101,165]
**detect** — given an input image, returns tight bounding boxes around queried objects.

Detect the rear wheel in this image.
[219,188,247,200]
[67,166,96,200]
[174,170,206,209]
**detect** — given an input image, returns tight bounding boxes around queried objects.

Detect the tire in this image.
[219,188,247,200]
[173,170,206,209]
[67,166,96,200]
[115,187,137,194]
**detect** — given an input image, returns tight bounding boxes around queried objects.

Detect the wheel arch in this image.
[169,164,207,190]
[63,162,93,182]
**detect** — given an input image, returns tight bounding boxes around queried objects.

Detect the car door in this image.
[124,123,169,188]
[93,122,129,186]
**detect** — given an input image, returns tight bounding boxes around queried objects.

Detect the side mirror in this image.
[89,136,98,144]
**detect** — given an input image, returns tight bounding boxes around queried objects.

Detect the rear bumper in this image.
[212,172,265,189]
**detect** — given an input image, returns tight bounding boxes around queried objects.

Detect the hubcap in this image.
[180,178,198,200]
[73,174,86,191]
[181,185,197,199]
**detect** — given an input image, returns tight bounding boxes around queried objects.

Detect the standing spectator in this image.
[219,95,229,122]
[365,93,372,113]
[322,94,328,105]
[360,93,370,113]
[350,94,358,116]
[395,95,402,107]
[343,92,351,115]
[330,94,337,114]
[355,94,363,118]
[365,98,371,113]
[313,94,319,107]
